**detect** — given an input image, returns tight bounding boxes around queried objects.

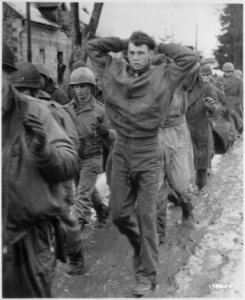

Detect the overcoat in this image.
[223,75,243,117]
[186,79,219,169]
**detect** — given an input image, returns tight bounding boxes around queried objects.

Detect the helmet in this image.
[34,63,53,80]
[234,69,243,78]
[222,62,234,72]
[200,64,212,75]
[2,41,17,72]
[10,62,42,89]
[69,67,96,86]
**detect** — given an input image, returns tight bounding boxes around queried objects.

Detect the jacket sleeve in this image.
[86,37,128,75]
[209,81,226,105]
[53,87,70,105]
[101,110,117,149]
[31,108,80,182]
[59,106,79,152]
[204,83,222,116]
[157,43,200,92]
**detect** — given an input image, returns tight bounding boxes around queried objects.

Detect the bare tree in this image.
[69,2,104,70]
[71,2,82,46]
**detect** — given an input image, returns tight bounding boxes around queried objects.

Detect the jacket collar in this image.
[127,63,151,77]
[72,96,96,114]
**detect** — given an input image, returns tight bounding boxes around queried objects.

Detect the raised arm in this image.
[157,43,200,92]
[86,37,128,74]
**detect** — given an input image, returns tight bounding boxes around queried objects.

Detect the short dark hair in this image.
[129,31,156,50]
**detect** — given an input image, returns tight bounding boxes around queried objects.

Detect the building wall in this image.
[19,24,71,82]
[3,3,72,84]
[2,3,23,59]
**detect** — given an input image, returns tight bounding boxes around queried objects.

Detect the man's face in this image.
[200,73,212,83]
[127,43,152,71]
[224,70,234,79]
[73,83,92,104]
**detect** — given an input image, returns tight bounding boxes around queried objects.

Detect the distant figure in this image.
[221,62,243,118]
[186,64,221,192]
[200,64,237,153]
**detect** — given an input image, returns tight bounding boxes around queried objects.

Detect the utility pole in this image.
[26,2,32,62]
[195,24,198,52]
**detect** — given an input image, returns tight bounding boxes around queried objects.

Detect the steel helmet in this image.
[234,69,243,78]
[200,64,212,75]
[10,62,42,89]
[2,41,17,72]
[222,62,234,72]
[69,67,96,86]
[34,63,53,80]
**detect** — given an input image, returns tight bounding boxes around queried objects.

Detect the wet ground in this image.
[53,138,243,298]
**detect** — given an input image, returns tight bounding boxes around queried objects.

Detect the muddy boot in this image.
[181,202,195,228]
[79,220,88,232]
[67,250,85,276]
[94,204,109,228]
[157,231,166,245]
[133,281,158,296]
[168,191,180,207]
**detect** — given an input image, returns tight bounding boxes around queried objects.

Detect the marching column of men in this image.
[2,34,242,297]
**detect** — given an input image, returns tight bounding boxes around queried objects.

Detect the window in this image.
[57,51,65,84]
[39,49,45,64]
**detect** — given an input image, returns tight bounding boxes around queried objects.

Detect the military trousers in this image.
[75,156,103,224]
[157,122,195,234]
[110,134,161,285]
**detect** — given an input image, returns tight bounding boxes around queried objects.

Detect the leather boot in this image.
[94,204,109,228]
[180,201,195,227]
[67,250,85,276]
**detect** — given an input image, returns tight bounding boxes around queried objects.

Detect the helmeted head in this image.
[200,64,213,82]
[69,67,96,104]
[69,67,96,86]
[127,31,155,71]
[200,65,212,75]
[10,62,42,96]
[234,69,243,80]
[34,63,53,88]
[222,62,234,78]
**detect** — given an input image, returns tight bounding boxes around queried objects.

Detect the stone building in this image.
[2,2,71,84]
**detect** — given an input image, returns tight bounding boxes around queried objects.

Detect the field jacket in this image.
[86,37,199,138]
[2,86,79,246]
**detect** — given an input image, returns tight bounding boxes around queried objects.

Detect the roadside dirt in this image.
[53,138,243,298]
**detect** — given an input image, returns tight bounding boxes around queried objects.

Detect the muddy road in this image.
[53,138,243,298]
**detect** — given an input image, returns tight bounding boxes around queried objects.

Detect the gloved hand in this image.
[24,114,46,153]
[95,124,109,138]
